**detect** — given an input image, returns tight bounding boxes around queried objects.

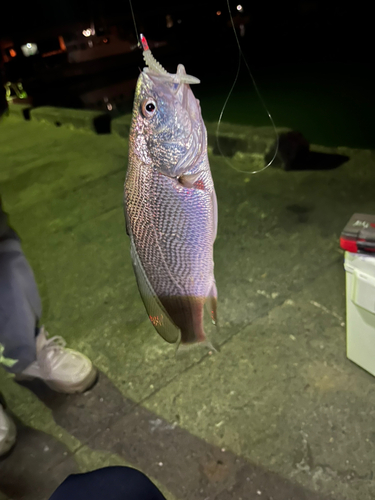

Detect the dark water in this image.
[196,62,375,150]
[79,61,375,150]
[20,50,375,150]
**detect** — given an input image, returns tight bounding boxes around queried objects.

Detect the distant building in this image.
[0,20,141,83]
[64,24,136,64]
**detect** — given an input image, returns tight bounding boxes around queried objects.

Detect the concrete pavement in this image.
[0,114,375,499]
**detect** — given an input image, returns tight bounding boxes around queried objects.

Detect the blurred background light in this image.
[20,43,38,57]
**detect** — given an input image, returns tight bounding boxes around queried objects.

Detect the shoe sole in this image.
[16,366,99,394]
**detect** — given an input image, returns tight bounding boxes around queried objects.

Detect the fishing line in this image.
[216,0,279,174]
[128,0,141,48]
[127,0,278,174]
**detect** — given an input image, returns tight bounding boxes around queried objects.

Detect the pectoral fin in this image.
[177,172,201,188]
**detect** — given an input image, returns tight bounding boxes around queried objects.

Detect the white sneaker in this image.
[0,403,16,457]
[17,327,97,394]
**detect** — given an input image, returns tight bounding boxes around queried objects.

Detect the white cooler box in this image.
[341,214,375,376]
[344,252,375,375]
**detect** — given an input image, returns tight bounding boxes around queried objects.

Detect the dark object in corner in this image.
[265,131,349,171]
[49,466,167,500]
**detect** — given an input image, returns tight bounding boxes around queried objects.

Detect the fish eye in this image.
[141,98,157,118]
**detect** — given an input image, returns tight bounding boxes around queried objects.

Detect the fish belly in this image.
[125,157,215,345]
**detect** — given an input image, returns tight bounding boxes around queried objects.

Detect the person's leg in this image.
[48,467,167,500]
[0,239,41,373]
[0,237,97,393]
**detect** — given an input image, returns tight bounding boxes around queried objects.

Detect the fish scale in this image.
[127,159,214,296]
[124,46,217,348]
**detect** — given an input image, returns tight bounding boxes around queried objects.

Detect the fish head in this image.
[131,64,205,177]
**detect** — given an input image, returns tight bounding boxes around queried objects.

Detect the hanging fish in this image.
[124,35,218,350]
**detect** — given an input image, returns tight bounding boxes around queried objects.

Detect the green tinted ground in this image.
[0,112,375,500]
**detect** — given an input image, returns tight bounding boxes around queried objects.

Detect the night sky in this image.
[0,0,373,71]
[0,0,371,52]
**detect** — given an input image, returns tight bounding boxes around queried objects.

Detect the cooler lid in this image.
[340,213,375,253]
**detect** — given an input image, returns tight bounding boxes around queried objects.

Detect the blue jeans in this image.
[0,201,41,373]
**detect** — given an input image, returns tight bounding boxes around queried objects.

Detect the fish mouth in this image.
[173,65,201,119]
[143,65,204,176]
[168,66,205,174]
[144,64,201,119]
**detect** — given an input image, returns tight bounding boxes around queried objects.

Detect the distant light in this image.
[59,36,67,52]
[88,40,93,48]
[216,10,221,15]
[20,43,38,57]
[237,4,243,12]
[103,38,108,43]
[82,29,92,37]
[107,103,113,111]
[9,48,17,57]
[166,14,173,28]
